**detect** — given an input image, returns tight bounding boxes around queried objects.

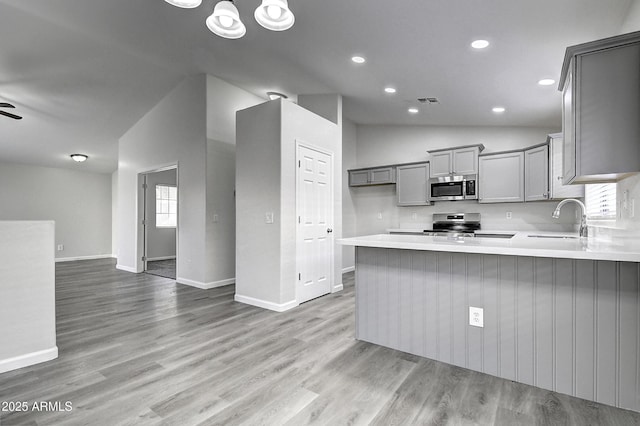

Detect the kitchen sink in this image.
[527,234,579,239]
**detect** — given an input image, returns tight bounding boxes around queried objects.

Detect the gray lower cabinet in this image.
[348,166,396,186]
[396,162,430,206]
[479,151,524,203]
[524,144,549,201]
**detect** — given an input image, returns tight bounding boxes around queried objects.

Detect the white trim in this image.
[332,283,344,293]
[116,264,138,273]
[55,254,116,263]
[341,266,355,274]
[0,346,58,374]
[177,277,235,289]
[234,294,298,312]
[146,255,176,261]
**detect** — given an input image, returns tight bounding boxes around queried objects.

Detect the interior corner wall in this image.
[205,139,236,284]
[281,100,342,302]
[342,119,357,271]
[235,100,283,304]
[117,75,207,283]
[0,161,112,260]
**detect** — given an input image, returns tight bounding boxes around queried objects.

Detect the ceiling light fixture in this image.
[254,0,295,31]
[206,1,246,39]
[538,78,556,86]
[266,91,288,100]
[351,56,366,64]
[164,0,202,8]
[70,154,88,162]
[408,107,419,114]
[492,106,506,113]
[384,87,397,94]
[471,39,490,49]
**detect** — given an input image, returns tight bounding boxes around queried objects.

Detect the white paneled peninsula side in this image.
[339,233,640,412]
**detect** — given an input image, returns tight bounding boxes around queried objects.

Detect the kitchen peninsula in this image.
[339,232,640,412]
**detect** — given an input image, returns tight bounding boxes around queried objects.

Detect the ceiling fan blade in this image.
[0,110,22,120]
[0,103,15,108]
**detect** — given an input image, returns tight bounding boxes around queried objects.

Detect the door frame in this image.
[295,140,334,304]
[135,163,179,276]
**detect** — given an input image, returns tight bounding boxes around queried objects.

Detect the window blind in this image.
[585,183,616,219]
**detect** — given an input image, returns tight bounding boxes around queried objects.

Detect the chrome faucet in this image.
[552,199,588,238]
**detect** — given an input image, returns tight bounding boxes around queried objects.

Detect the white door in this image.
[297,143,333,304]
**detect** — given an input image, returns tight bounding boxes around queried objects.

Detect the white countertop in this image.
[339,231,640,262]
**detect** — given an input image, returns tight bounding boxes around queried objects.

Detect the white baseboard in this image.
[342,266,355,274]
[0,347,58,374]
[332,283,344,293]
[55,254,116,263]
[177,277,235,289]
[116,264,138,273]
[146,256,176,261]
[234,294,298,312]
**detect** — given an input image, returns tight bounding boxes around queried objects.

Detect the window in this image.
[585,183,616,219]
[156,184,177,227]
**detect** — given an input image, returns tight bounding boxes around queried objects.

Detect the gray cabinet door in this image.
[524,145,549,201]
[549,135,584,199]
[397,163,430,206]
[369,167,395,184]
[453,147,479,175]
[429,151,453,177]
[562,65,576,184]
[479,152,524,203]
[349,170,370,186]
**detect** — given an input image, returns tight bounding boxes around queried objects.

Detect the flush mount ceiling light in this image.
[206,1,246,39]
[492,106,506,113]
[471,39,490,49]
[70,154,88,162]
[408,107,419,114]
[384,87,397,94]
[164,0,202,8]
[351,56,366,64]
[538,78,556,86]
[254,0,295,31]
[266,91,288,100]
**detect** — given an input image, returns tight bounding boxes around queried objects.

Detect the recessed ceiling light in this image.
[384,87,397,94]
[351,56,366,64]
[538,78,556,86]
[408,107,419,114]
[70,154,88,162]
[492,107,506,113]
[471,39,490,49]
[266,91,288,100]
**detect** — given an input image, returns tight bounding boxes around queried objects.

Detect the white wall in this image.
[0,162,112,260]
[144,168,177,260]
[236,98,342,309]
[622,0,640,32]
[117,75,207,283]
[205,140,237,283]
[0,221,57,373]
[342,118,357,271]
[352,125,579,235]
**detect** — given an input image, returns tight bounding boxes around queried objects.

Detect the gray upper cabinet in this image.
[524,144,549,201]
[560,32,640,183]
[428,144,483,177]
[396,163,430,206]
[479,151,524,203]
[348,166,395,186]
[548,133,584,199]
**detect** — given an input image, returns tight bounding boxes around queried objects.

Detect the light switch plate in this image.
[469,306,484,328]
[265,212,274,224]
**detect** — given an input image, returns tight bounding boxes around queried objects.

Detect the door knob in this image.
[327,228,333,233]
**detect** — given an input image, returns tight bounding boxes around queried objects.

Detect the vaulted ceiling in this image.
[0,0,634,173]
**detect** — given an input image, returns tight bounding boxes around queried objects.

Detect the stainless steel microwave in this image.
[428,174,478,202]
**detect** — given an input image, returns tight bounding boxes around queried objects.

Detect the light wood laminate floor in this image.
[1,259,639,425]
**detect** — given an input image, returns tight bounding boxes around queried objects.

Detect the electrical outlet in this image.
[469,306,484,328]
[377,212,383,220]
[506,212,512,220]
[213,213,219,223]
[57,244,64,251]
[412,213,418,220]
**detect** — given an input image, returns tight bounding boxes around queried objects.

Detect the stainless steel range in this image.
[423,213,481,237]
